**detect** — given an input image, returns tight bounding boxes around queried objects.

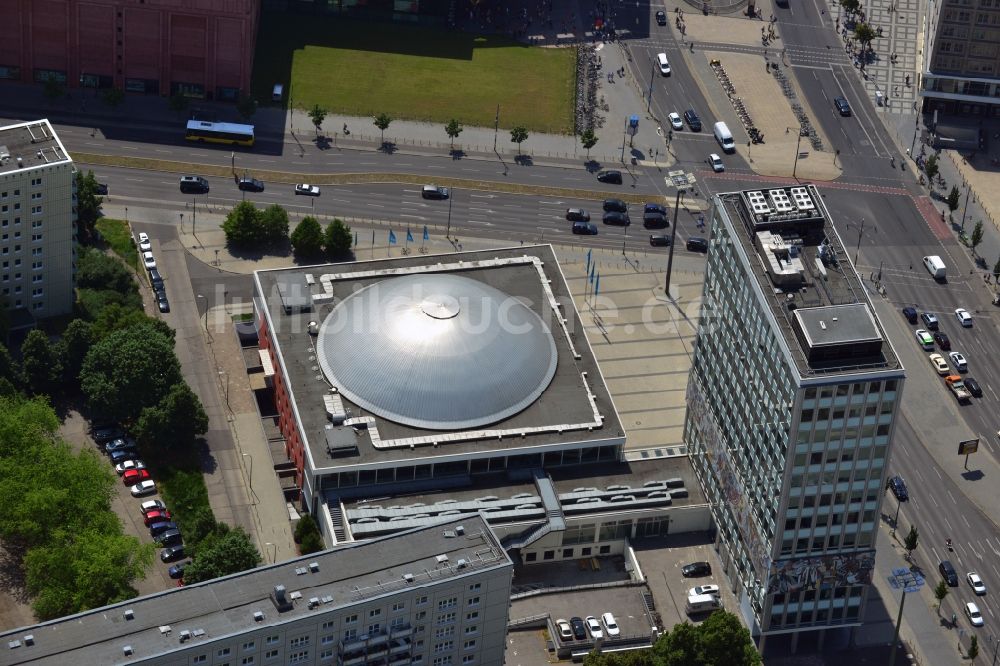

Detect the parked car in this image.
[834,96,852,116]
[914,329,934,349]
[137,232,151,252]
[949,351,968,372]
[887,475,909,502]
[644,203,667,216]
[964,377,983,397]
[109,449,135,465]
[643,212,668,228]
[114,459,145,476]
[294,183,320,196]
[933,331,950,350]
[690,585,721,597]
[572,221,599,235]
[148,268,164,292]
[585,616,603,640]
[168,560,192,580]
[955,307,973,327]
[155,529,183,546]
[123,468,152,486]
[237,177,264,192]
[597,170,622,184]
[142,252,156,270]
[602,198,627,213]
[655,10,667,25]
[91,424,123,443]
[130,479,157,497]
[901,306,918,323]
[965,601,984,627]
[143,510,172,527]
[95,183,109,195]
[929,353,950,375]
[556,618,573,640]
[968,572,987,595]
[161,545,186,562]
[140,499,167,515]
[105,437,138,454]
[421,185,449,200]
[570,617,587,640]
[686,237,709,252]
[683,109,702,131]
[157,294,170,313]
[602,211,630,226]
[566,208,590,222]
[682,561,712,577]
[668,112,683,131]
[601,612,620,637]
[921,312,939,330]
[650,234,671,247]
[150,522,179,538]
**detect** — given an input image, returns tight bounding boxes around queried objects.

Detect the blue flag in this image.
[423,225,429,241]
[407,228,414,243]
[389,230,397,245]
[589,262,595,284]
[595,272,600,296]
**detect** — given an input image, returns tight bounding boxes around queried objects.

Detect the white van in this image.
[686,593,722,615]
[272,84,284,102]
[713,122,735,153]
[657,53,671,76]
[923,255,946,280]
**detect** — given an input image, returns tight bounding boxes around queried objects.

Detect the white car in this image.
[968,572,987,595]
[295,183,320,196]
[668,112,683,131]
[601,612,620,637]
[129,479,157,497]
[949,351,968,372]
[142,251,156,270]
[114,459,146,476]
[915,328,934,349]
[929,353,950,375]
[585,615,603,639]
[690,585,721,597]
[708,153,724,172]
[137,232,151,252]
[657,53,671,75]
[955,308,973,327]
[140,499,166,515]
[555,618,572,640]
[966,601,984,627]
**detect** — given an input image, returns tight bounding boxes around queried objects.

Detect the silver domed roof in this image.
[317,273,558,430]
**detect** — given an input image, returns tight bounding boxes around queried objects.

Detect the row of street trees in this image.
[221,201,353,259]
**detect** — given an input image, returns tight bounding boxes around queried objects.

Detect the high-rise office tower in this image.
[685,185,905,652]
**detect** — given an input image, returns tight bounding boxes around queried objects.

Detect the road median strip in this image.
[71,151,667,206]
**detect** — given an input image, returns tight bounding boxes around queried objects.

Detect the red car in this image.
[143,509,172,527]
[122,468,152,485]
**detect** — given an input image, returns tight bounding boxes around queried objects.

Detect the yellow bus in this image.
[185,120,255,146]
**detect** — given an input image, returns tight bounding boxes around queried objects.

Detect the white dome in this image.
[316,273,558,430]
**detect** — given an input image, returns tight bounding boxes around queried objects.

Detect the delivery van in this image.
[713,122,735,153]
[922,255,946,281]
[685,593,722,615]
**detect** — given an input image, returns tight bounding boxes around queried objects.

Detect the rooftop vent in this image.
[159,625,171,635]
[309,597,320,609]
[403,573,415,583]
[309,562,320,572]
[290,591,303,601]
[456,559,468,569]
[123,609,134,621]
[123,645,133,656]
[7,640,21,650]
[272,585,293,612]
[308,321,319,336]
[253,611,265,622]
[22,636,33,646]
[179,630,191,642]
[436,554,450,565]
[192,629,205,638]
[455,525,465,536]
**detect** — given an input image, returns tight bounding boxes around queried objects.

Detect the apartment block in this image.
[0,516,512,666]
[0,119,75,324]
[685,185,905,652]
[921,0,1000,115]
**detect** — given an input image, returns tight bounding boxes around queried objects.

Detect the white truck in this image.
[923,255,946,280]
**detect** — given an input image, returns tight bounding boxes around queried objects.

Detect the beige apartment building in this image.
[0,119,76,328]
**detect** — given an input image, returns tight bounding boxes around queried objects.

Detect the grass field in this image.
[252,14,577,134]
[95,218,138,270]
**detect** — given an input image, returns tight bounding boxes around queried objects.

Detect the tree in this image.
[168,93,189,116]
[74,171,104,229]
[373,113,393,144]
[294,515,324,554]
[25,528,154,620]
[134,382,208,451]
[904,524,919,559]
[177,507,223,549]
[80,323,182,422]
[584,652,653,666]
[0,342,22,396]
[61,319,94,382]
[42,75,64,103]
[969,635,979,660]
[223,200,263,247]
[260,204,290,244]
[697,611,762,666]
[853,23,876,54]
[290,216,325,257]
[971,220,984,253]
[90,305,170,342]
[182,528,261,584]
[308,105,328,137]
[325,218,353,257]
[236,96,258,120]
[581,128,598,159]
[933,578,949,615]
[839,0,860,15]
[101,87,125,109]
[925,154,939,182]
[20,329,63,396]
[445,119,463,149]
[947,185,960,212]
[76,246,131,294]
[654,621,702,666]
[510,125,529,154]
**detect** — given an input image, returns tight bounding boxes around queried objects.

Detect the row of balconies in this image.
[340,639,412,666]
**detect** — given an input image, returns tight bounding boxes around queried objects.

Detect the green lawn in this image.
[95,218,138,270]
[252,14,577,134]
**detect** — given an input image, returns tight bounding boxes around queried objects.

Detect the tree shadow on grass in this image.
[584,159,603,173]
[514,154,533,166]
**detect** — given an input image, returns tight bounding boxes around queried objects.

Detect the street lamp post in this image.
[887,568,925,666]
[961,182,972,230]
[792,129,803,178]
[446,189,454,239]
[192,198,196,234]
[493,105,500,152]
[196,294,208,333]
[621,116,628,163]
[988,634,1000,666]
[848,218,873,267]
[664,189,686,299]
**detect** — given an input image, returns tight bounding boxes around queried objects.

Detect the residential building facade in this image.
[685,186,905,652]
[0,119,75,324]
[0,0,259,100]
[921,0,1000,115]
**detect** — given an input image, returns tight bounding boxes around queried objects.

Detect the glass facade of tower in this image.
[685,187,905,646]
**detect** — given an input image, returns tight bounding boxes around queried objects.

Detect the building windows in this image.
[193,656,207,664]
[464,611,479,621]
[468,583,481,592]
[435,626,455,639]
[343,628,357,641]
[320,634,334,645]
[392,601,406,612]
[30,192,42,200]
[464,625,479,635]
[288,651,309,664]
[434,640,454,653]
[369,608,382,618]
[435,612,456,626]
[321,620,334,630]
[462,656,476,664]
[416,595,429,605]
[438,597,457,610]
[463,639,477,650]
[265,635,280,646]
[391,616,407,629]
[432,658,453,666]
[30,177,42,187]
[218,647,232,657]
[367,623,381,635]
[264,649,278,659]
[345,613,358,624]
[31,233,41,242]
[466,597,480,607]
[32,301,43,311]
[241,657,255,665]
[242,640,255,651]
[289,635,309,648]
